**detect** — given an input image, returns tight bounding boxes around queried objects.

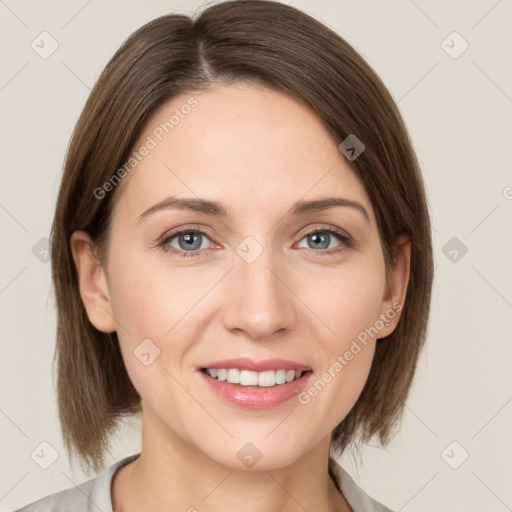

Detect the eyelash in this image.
[156,225,353,259]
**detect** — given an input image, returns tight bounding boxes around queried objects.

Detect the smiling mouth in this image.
[201,368,312,387]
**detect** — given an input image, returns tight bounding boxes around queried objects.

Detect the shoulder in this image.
[329,456,394,512]
[15,454,141,512]
[15,484,91,512]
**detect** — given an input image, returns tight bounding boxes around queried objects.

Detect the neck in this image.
[112,406,351,512]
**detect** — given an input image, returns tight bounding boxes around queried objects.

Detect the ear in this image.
[376,234,411,339]
[70,230,116,333]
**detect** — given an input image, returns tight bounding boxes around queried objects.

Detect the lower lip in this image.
[199,370,313,410]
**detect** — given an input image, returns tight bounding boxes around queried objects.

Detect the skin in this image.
[71,83,410,512]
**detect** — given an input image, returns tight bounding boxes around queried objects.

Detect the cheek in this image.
[294,260,385,420]
[106,251,223,393]
[107,247,208,341]
[300,257,386,351]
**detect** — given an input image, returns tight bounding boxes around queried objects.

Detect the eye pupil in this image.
[308,232,329,249]
[180,232,201,250]
[163,228,344,258]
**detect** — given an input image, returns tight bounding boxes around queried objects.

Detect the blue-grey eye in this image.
[297,231,343,250]
[169,231,211,251]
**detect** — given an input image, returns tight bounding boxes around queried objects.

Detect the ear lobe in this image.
[70,230,116,333]
[377,234,411,339]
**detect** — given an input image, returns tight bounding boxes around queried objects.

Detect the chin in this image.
[194,433,312,472]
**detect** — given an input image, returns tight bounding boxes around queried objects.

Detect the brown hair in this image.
[51,0,433,474]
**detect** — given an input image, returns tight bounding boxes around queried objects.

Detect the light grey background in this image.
[1,0,511,510]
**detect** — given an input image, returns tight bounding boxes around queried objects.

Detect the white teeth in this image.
[240,370,258,386]
[205,368,306,386]
[275,369,287,384]
[226,368,240,384]
[258,371,275,387]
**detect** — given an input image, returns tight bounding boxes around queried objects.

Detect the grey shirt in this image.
[15,453,392,511]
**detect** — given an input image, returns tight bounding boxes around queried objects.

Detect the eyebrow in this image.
[136,196,370,224]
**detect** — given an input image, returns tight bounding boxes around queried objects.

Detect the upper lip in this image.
[199,358,311,372]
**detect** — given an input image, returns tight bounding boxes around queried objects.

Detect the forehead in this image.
[113,83,373,223]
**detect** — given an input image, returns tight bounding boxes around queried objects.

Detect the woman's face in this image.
[75,83,409,470]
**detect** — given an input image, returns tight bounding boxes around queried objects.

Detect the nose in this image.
[221,245,297,341]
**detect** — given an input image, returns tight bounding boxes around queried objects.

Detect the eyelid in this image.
[156,224,218,246]
[156,223,353,257]
[294,223,351,243]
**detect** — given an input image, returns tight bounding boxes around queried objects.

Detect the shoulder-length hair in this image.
[51,0,434,474]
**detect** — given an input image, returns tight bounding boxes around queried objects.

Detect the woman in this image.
[17,1,433,510]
